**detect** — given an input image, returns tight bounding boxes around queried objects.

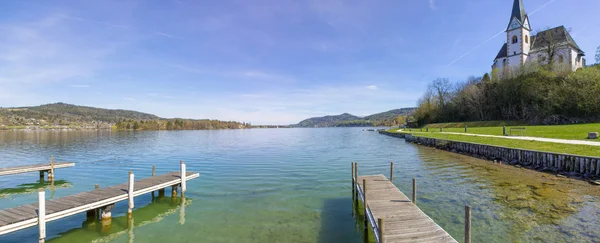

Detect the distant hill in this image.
[296,113,361,127]
[0,103,158,124]
[295,108,416,127]
[0,103,250,130]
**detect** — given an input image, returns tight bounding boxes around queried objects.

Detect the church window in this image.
[525,35,529,43]
[558,55,564,63]
[512,36,518,44]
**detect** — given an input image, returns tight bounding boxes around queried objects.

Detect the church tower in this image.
[505,0,531,67]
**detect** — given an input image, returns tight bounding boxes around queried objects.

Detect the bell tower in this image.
[506,0,531,67]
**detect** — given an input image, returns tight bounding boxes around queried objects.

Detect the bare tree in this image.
[429,78,452,109]
[596,45,600,64]
[533,27,562,69]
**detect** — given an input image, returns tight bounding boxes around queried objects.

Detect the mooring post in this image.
[48,156,55,181]
[378,217,385,243]
[465,205,471,243]
[412,178,417,205]
[128,171,134,216]
[180,160,186,197]
[390,162,394,182]
[38,189,46,243]
[152,165,156,176]
[354,163,358,204]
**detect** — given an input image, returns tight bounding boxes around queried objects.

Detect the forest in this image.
[413,63,600,126]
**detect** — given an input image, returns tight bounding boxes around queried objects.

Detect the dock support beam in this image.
[180,161,186,197]
[378,217,384,243]
[171,185,178,197]
[128,171,134,216]
[101,204,114,233]
[354,163,358,206]
[465,205,471,243]
[351,162,355,200]
[87,185,100,219]
[38,189,46,243]
[39,171,45,181]
[412,178,417,205]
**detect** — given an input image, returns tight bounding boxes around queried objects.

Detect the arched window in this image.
[558,55,564,63]
[525,35,529,43]
[512,36,518,44]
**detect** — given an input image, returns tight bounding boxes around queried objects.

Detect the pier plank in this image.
[0,171,199,236]
[357,174,457,243]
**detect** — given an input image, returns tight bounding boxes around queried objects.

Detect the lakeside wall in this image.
[379,131,600,177]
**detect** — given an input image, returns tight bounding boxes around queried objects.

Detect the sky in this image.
[0,0,599,124]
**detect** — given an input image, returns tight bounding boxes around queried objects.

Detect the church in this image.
[492,0,585,74]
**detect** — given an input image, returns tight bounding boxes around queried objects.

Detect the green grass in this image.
[424,121,526,128]
[407,132,600,157]
[428,123,600,141]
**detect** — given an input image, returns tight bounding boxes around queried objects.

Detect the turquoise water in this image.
[0,128,599,243]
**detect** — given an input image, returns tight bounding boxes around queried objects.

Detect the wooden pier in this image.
[352,162,462,243]
[0,162,198,243]
[0,156,74,180]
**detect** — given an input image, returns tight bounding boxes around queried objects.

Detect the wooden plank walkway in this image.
[0,162,74,176]
[0,171,199,236]
[356,174,457,243]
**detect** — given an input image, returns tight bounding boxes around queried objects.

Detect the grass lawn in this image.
[405,132,600,158]
[419,123,600,141]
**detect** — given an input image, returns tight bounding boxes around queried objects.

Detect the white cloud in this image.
[365,85,377,90]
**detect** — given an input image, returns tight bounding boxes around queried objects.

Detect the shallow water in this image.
[0,128,599,243]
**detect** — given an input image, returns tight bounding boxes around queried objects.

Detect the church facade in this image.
[492,0,585,74]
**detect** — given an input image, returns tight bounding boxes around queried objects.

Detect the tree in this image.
[534,27,561,70]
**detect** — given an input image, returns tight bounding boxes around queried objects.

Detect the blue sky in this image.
[1,0,599,124]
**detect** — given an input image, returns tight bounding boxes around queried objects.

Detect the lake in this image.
[0,128,599,243]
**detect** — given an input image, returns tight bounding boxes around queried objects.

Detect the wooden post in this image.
[412,178,417,205]
[87,185,100,219]
[465,205,471,243]
[48,156,55,180]
[354,163,358,203]
[180,161,186,197]
[95,184,99,190]
[439,127,442,132]
[128,171,134,215]
[426,128,429,132]
[389,162,394,182]
[503,126,506,136]
[465,126,467,133]
[378,217,385,243]
[38,189,46,243]
[39,171,45,181]
[152,165,156,176]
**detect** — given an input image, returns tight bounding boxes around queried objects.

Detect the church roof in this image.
[507,0,527,30]
[530,26,584,54]
[495,43,508,59]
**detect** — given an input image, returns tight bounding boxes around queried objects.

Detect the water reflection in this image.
[0,179,70,199]
[48,195,191,243]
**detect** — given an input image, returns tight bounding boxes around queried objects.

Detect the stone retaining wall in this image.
[379,131,600,177]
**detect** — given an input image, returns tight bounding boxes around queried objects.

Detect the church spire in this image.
[510,0,526,23]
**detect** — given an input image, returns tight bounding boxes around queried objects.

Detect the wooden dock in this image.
[353,163,461,243]
[0,162,198,243]
[0,156,74,181]
[0,162,74,176]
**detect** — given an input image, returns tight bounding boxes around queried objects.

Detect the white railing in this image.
[354,178,381,243]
